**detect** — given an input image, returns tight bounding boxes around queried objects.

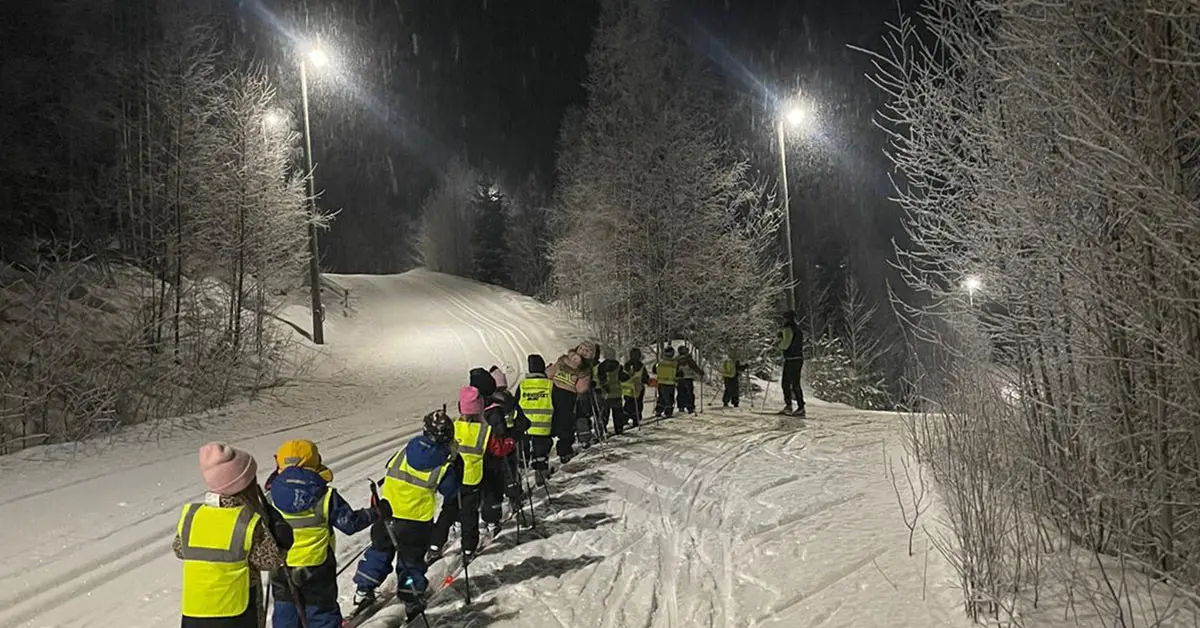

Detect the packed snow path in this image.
[0,270,967,628]
[363,408,968,628]
[0,270,580,628]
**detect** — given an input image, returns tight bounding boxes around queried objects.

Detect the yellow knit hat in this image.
[275,439,333,482]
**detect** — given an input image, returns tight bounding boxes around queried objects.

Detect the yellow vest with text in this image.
[656,359,678,385]
[553,366,577,391]
[382,451,448,522]
[177,503,260,618]
[454,419,492,486]
[272,490,334,568]
[519,376,554,437]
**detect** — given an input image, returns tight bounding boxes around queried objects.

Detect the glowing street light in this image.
[777,97,816,312]
[963,274,983,305]
[306,47,331,69]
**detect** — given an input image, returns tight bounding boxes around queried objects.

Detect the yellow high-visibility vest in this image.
[454,419,491,486]
[553,367,577,391]
[177,503,260,618]
[656,359,678,385]
[381,451,448,522]
[620,372,636,398]
[519,376,554,437]
[629,366,645,395]
[721,360,737,379]
[274,490,334,568]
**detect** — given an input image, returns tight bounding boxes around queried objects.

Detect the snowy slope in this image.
[359,406,971,628]
[0,270,582,628]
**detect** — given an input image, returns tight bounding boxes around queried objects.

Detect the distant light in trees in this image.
[963,274,983,295]
[785,105,810,128]
[263,110,287,128]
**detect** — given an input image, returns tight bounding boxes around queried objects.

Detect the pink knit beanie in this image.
[490,368,508,390]
[458,386,484,416]
[198,442,258,496]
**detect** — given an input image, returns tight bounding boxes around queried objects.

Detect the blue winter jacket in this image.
[401,435,460,499]
[266,467,375,535]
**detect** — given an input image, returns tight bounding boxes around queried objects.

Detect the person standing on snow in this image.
[352,411,459,621]
[545,348,586,464]
[721,355,746,408]
[778,310,806,417]
[264,440,376,628]
[623,348,650,427]
[576,342,603,448]
[175,442,293,628]
[515,353,555,485]
[675,345,704,414]
[653,346,679,418]
[481,369,523,537]
[428,386,496,566]
[595,348,627,434]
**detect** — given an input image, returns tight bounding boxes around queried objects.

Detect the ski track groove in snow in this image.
[0,272,980,628]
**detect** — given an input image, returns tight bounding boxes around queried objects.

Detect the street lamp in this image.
[777,100,813,312]
[299,43,328,345]
[963,274,983,306]
[263,109,287,129]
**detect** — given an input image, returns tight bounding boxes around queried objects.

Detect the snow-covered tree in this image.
[471,180,511,287]
[416,159,478,277]
[505,173,552,297]
[551,0,784,362]
[861,0,1200,621]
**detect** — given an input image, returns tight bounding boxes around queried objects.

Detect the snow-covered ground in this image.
[0,269,972,628]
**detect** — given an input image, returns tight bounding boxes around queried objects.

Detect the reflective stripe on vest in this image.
[177,503,259,618]
[519,376,554,437]
[454,419,491,486]
[382,451,447,522]
[657,359,678,385]
[279,490,334,568]
[553,368,576,390]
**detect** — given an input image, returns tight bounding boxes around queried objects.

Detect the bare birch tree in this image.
[859,0,1200,623]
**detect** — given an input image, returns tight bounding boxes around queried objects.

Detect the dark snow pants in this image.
[636,391,646,424]
[530,434,552,469]
[676,379,696,413]
[272,603,341,628]
[600,396,625,434]
[575,393,598,446]
[479,465,506,527]
[655,384,676,417]
[353,518,433,594]
[550,386,577,460]
[431,485,482,553]
[722,377,740,407]
[623,395,640,428]
[781,358,805,410]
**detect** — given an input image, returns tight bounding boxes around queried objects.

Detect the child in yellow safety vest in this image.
[653,346,679,418]
[428,385,501,566]
[623,348,650,427]
[175,442,292,628]
[721,356,747,408]
[264,440,378,628]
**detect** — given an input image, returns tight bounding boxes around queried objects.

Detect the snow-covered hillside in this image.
[0,270,966,628]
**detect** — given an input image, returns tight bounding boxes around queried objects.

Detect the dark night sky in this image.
[237,0,916,275]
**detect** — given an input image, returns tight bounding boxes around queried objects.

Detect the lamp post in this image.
[777,103,811,312]
[300,46,328,345]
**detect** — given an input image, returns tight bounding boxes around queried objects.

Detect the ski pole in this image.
[284,569,310,628]
[335,542,370,577]
[368,482,421,599]
[456,484,472,605]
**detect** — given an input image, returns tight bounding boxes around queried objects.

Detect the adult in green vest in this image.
[428,386,496,565]
[778,310,806,417]
[515,353,555,485]
[653,346,679,418]
[264,440,377,628]
[175,442,292,628]
[721,355,746,408]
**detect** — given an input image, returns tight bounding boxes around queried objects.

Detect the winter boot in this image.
[425,545,443,565]
[353,587,376,607]
[488,522,502,538]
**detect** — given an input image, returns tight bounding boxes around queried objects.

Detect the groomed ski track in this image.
[0,270,968,628]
